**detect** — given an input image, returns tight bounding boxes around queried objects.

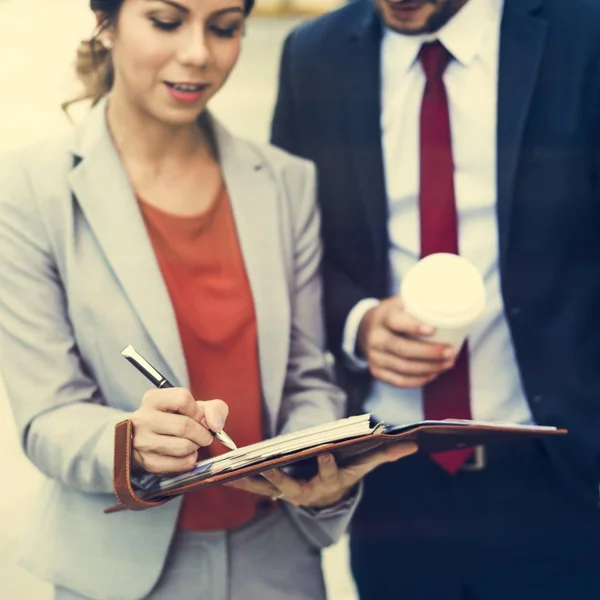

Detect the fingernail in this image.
[443,348,455,359]
[419,324,435,335]
[320,454,332,463]
[212,415,225,431]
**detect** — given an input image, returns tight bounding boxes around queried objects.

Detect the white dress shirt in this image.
[342,0,534,426]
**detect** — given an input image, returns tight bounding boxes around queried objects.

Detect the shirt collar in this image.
[383,0,504,73]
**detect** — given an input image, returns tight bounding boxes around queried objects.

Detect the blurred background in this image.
[0,0,358,598]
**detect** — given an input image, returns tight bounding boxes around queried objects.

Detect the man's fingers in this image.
[386,334,453,362]
[383,300,435,338]
[368,332,455,386]
[370,349,453,377]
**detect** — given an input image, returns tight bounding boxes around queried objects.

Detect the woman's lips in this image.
[164,81,209,104]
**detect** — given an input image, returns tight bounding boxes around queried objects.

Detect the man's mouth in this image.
[386,0,428,7]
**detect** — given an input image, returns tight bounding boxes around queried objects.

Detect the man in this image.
[270,0,600,598]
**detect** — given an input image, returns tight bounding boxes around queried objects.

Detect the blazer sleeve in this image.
[277,159,345,433]
[274,158,362,548]
[0,154,127,496]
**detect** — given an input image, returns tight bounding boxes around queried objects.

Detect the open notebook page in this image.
[150,414,377,493]
[143,416,559,496]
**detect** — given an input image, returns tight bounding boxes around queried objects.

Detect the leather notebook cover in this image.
[105,415,567,514]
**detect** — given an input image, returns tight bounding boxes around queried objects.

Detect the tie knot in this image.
[419,40,451,82]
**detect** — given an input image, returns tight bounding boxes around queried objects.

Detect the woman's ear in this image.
[94,10,105,27]
[93,11,114,50]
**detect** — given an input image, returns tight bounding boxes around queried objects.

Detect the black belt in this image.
[458,439,543,472]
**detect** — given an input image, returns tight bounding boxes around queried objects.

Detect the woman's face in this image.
[106,0,245,126]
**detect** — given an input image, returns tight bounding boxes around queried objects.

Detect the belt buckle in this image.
[460,445,486,471]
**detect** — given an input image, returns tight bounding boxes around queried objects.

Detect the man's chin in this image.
[380,4,436,35]
[388,21,432,35]
[384,15,432,35]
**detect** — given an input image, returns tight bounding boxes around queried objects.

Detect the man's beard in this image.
[424,0,463,33]
[378,0,466,35]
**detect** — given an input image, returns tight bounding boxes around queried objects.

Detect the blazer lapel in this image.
[340,3,388,269]
[497,0,547,270]
[68,100,189,388]
[214,122,289,433]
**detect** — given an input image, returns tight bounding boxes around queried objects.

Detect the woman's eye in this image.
[150,18,181,32]
[210,24,241,38]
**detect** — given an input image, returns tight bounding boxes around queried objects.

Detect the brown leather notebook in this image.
[105,414,567,514]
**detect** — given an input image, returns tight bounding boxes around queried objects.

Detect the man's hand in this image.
[225,442,418,509]
[357,296,456,388]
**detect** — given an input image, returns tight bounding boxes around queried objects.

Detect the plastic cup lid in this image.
[400,253,486,328]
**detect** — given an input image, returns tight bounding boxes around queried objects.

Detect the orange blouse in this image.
[138,185,267,531]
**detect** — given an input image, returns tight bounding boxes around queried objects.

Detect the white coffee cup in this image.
[400,253,486,349]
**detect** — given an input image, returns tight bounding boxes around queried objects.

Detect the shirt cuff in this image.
[341,298,380,371]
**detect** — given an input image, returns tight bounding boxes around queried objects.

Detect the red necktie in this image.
[419,41,473,474]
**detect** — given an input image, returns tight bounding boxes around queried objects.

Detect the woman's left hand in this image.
[225,442,417,509]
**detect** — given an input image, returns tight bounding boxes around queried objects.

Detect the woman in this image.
[0,1,416,599]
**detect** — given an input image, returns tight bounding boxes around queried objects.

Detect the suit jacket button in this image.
[532,395,544,404]
[509,306,522,317]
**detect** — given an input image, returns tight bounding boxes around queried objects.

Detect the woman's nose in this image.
[177,27,210,68]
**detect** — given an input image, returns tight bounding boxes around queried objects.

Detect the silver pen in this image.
[121,345,238,451]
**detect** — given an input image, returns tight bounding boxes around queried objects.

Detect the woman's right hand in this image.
[130,389,229,475]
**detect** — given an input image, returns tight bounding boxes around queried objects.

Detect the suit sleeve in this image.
[322,258,376,363]
[0,155,127,496]
[594,54,600,203]
[270,32,374,364]
[270,32,300,157]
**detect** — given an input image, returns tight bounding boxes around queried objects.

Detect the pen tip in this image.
[217,431,237,450]
[121,345,134,358]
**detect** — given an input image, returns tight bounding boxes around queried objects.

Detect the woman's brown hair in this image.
[62,0,255,115]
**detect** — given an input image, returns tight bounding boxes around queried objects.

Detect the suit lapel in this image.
[68,101,189,388]
[497,0,547,270]
[214,123,289,432]
[68,103,289,426]
[340,4,388,269]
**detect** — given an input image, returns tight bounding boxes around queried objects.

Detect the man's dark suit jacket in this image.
[270,0,600,506]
